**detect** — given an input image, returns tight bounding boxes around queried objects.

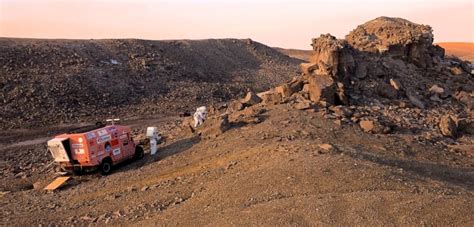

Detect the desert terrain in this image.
[1,17,473,225]
[438,42,474,62]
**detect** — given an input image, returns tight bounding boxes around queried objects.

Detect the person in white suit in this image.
[193,106,208,128]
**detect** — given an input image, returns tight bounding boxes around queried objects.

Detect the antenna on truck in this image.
[106,118,121,125]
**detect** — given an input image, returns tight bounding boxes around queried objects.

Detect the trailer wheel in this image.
[100,158,113,175]
[134,146,144,160]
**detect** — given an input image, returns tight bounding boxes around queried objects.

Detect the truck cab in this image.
[47,125,143,175]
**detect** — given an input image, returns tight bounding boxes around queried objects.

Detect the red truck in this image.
[47,124,144,175]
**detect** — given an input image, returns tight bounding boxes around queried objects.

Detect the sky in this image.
[0,0,473,49]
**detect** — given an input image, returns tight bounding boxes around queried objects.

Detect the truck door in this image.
[108,139,123,162]
[119,133,133,158]
[47,138,72,162]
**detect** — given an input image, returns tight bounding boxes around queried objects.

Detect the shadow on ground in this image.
[340,145,474,191]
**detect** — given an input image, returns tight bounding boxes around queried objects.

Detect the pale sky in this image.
[0,0,473,49]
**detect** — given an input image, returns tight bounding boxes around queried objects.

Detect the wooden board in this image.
[44,176,70,191]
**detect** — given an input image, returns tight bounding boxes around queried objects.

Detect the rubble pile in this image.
[215,17,472,147]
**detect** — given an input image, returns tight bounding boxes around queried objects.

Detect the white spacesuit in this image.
[193,106,208,128]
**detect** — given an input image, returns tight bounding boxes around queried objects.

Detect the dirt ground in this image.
[1,103,473,225]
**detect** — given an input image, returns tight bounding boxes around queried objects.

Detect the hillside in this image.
[0,38,302,129]
[274,47,312,62]
[437,42,474,62]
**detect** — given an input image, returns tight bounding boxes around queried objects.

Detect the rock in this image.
[454,91,473,110]
[359,120,375,132]
[302,84,311,93]
[307,75,335,104]
[288,78,304,93]
[429,85,444,95]
[199,114,231,138]
[439,115,457,138]
[227,100,244,112]
[408,94,425,109]
[310,34,353,79]
[275,84,293,98]
[346,17,440,68]
[359,119,389,134]
[390,78,402,90]
[258,91,282,105]
[450,66,464,75]
[181,116,195,133]
[294,101,312,110]
[377,82,398,99]
[300,62,319,75]
[318,144,333,151]
[240,91,262,106]
[140,186,149,191]
[33,181,43,190]
[329,105,353,117]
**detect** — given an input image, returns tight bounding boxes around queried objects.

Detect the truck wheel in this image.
[134,146,144,160]
[73,167,84,176]
[100,158,113,175]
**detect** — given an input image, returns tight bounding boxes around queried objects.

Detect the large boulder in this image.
[307,75,336,104]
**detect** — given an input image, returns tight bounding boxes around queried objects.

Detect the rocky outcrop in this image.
[346,17,444,68]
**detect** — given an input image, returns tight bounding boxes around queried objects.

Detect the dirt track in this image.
[1,104,473,225]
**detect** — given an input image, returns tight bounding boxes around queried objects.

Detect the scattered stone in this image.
[359,120,390,134]
[390,78,402,90]
[329,105,353,117]
[359,120,375,132]
[429,85,444,95]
